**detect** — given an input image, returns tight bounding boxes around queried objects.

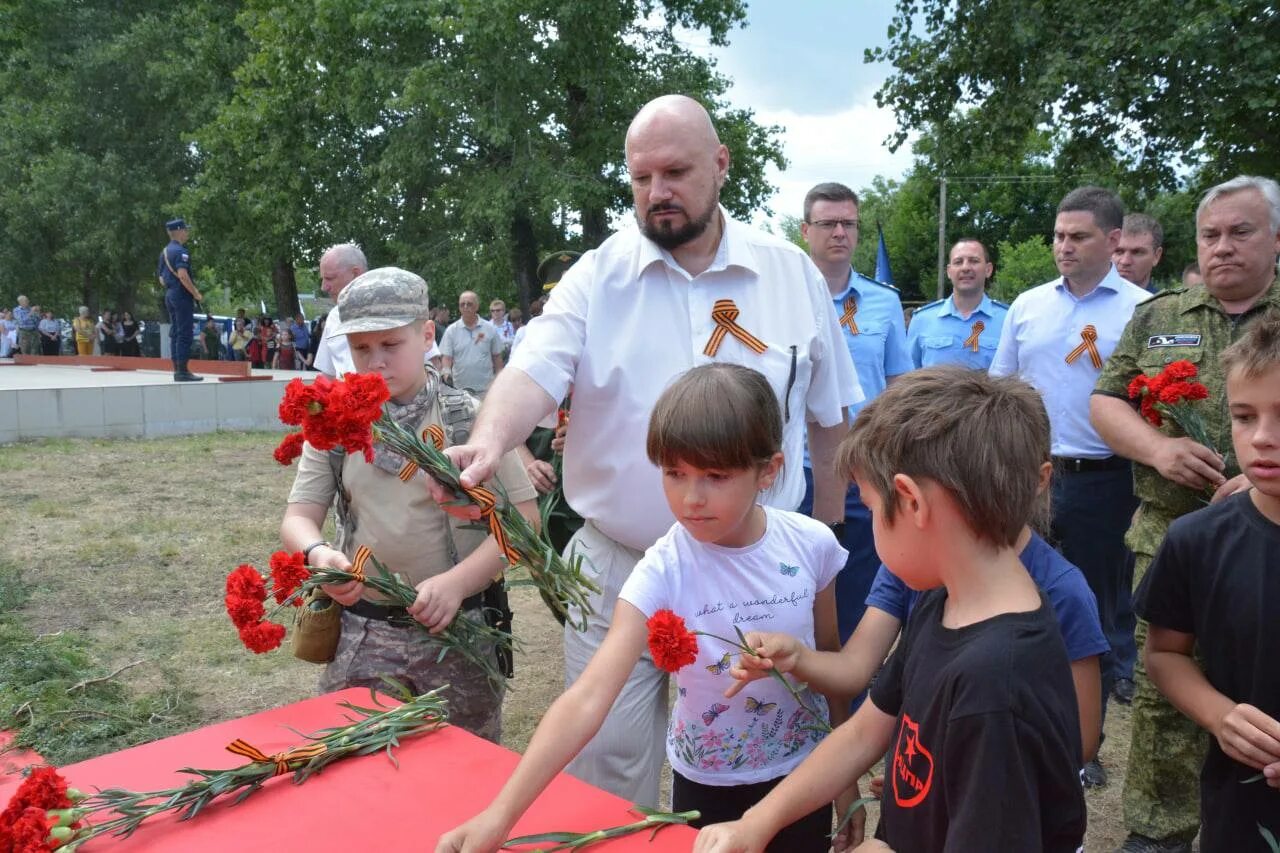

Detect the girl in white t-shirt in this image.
[439,363,847,853]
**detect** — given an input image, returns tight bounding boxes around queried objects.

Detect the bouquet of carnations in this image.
[272,372,598,630]
[226,549,512,687]
[1127,359,1216,451]
[0,685,447,851]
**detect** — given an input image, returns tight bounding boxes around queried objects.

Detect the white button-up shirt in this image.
[313,305,353,377]
[510,209,862,551]
[989,264,1150,458]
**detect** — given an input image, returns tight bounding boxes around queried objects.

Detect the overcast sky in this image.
[684,2,916,227]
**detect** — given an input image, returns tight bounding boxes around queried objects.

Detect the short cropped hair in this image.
[1221,310,1280,381]
[1182,262,1200,278]
[803,182,859,222]
[950,237,989,261]
[324,242,367,271]
[837,366,1051,548]
[1197,175,1280,233]
[1122,213,1164,249]
[1058,186,1124,233]
[647,363,782,471]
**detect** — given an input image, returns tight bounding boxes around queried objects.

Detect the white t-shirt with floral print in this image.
[619,506,846,785]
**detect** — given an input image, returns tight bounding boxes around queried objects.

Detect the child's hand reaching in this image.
[723,632,802,699]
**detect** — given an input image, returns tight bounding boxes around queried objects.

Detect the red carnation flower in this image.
[645,609,699,673]
[1158,380,1209,405]
[269,551,310,605]
[278,377,326,425]
[1162,359,1199,381]
[225,594,266,629]
[0,767,74,831]
[273,432,306,466]
[1126,374,1148,399]
[226,565,267,601]
[238,620,286,654]
[8,806,56,851]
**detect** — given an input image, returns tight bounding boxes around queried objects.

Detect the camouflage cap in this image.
[332,267,431,335]
[537,250,581,292]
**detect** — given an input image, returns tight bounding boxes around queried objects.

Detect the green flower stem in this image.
[290,551,513,689]
[503,806,700,851]
[695,627,833,734]
[373,417,600,630]
[53,684,448,850]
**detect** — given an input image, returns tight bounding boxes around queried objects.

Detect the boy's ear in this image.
[423,319,436,349]
[1036,461,1053,497]
[892,473,929,528]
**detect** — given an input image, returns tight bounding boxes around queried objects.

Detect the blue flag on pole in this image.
[874,223,894,287]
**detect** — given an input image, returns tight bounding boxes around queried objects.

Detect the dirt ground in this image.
[3,432,1134,850]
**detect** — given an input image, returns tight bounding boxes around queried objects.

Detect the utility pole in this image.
[936,176,947,300]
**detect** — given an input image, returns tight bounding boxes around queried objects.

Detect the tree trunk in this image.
[580,205,609,249]
[510,211,539,314]
[271,257,299,321]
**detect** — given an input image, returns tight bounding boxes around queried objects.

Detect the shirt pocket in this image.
[850,320,889,366]
[744,340,812,427]
[1136,344,1204,375]
[918,335,955,368]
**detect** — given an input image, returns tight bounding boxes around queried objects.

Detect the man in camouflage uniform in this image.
[281,267,539,743]
[1091,175,1280,853]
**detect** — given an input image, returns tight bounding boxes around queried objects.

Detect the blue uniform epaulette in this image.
[990,298,1010,309]
[915,298,945,312]
[855,271,899,292]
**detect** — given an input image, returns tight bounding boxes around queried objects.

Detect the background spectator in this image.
[38,309,60,355]
[228,317,252,361]
[120,311,142,356]
[97,310,118,356]
[201,315,221,361]
[273,327,300,370]
[289,313,310,366]
[72,306,94,355]
[0,309,15,357]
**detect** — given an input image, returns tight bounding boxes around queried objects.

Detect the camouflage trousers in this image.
[1122,555,1207,842]
[319,609,503,743]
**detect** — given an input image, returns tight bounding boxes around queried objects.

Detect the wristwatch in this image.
[827,521,847,541]
[302,540,332,560]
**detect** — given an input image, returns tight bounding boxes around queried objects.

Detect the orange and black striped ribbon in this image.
[350,544,372,583]
[226,739,328,777]
[703,299,768,357]
[963,320,985,352]
[1065,325,1103,369]
[398,461,420,482]
[462,485,522,566]
[423,424,445,451]
[840,296,859,335]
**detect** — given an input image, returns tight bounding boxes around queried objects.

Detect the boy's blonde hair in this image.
[647,363,781,471]
[1221,310,1280,380]
[837,366,1050,548]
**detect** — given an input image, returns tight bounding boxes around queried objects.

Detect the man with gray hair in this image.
[1114,213,1166,293]
[313,242,368,376]
[1092,174,1280,853]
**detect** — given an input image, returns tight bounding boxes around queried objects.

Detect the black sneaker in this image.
[1116,832,1193,853]
[1114,676,1136,705]
[1082,758,1107,788]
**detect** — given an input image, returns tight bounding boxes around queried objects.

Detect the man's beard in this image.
[639,196,717,250]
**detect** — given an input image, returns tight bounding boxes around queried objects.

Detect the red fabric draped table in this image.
[0,689,695,851]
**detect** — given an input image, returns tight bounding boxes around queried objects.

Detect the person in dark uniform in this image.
[156,218,205,381]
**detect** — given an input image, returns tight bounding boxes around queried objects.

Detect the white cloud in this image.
[746,101,916,227]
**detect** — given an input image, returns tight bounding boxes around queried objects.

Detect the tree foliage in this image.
[870,0,1279,187]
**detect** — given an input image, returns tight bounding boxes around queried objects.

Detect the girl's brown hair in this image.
[646,363,782,471]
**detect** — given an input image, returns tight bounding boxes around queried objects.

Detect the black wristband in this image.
[302,540,332,560]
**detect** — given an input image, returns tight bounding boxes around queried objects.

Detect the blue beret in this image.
[165,218,188,231]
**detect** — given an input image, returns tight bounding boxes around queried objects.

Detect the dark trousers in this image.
[673,770,832,852]
[1049,463,1137,727]
[40,336,59,356]
[165,288,194,364]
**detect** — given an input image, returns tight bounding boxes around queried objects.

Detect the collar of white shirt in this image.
[634,206,761,280]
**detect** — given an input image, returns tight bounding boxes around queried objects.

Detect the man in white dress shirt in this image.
[441,94,861,805]
[313,242,368,377]
[990,186,1150,788]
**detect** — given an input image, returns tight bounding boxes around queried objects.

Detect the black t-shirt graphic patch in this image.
[892,712,934,808]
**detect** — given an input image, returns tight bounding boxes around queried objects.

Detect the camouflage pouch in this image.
[291,589,342,664]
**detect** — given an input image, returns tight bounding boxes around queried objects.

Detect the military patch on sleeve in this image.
[1147,334,1201,348]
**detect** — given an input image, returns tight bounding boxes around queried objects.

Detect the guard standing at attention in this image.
[157,218,205,381]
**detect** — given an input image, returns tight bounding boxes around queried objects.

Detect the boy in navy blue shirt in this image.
[696,367,1086,853]
[1137,315,1280,850]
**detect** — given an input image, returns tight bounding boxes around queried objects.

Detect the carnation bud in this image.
[49,824,77,840]
[66,788,87,802]
[48,808,82,827]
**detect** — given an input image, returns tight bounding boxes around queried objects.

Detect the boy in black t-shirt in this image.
[694,367,1086,853]
[1137,314,1280,851]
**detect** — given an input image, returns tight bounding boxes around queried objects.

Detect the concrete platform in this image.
[0,359,309,442]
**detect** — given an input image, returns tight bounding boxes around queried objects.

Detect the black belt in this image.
[1052,455,1130,473]
[347,590,485,627]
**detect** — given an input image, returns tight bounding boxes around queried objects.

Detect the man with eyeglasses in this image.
[799,181,912,651]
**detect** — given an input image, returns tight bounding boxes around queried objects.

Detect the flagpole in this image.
[936,176,947,300]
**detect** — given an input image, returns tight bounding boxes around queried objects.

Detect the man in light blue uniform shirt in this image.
[798,182,912,652]
[907,238,1008,370]
[990,186,1150,788]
